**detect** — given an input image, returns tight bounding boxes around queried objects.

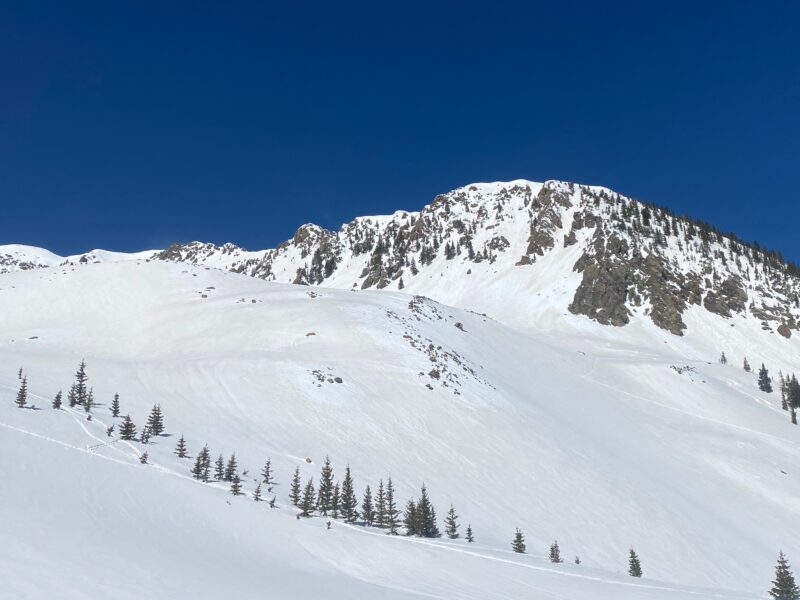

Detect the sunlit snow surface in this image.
[0,260,797,599]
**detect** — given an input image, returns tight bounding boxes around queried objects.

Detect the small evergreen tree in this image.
[549,541,563,563]
[84,388,94,413]
[139,426,150,445]
[119,415,137,440]
[224,453,238,482]
[139,452,148,464]
[780,373,788,411]
[146,404,165,436]
[261,458,274,486]
[175,434,188,458]
[628,549,642,577]
[215,454,225,481]
[361,485,374,526]
[300,478,315,516]
[73,360,89,405]
[290,466,302,506]
[744,357,751,372]
[52,390,62,410]
[719,351,727,364]
[512,528,526,553]
[110,393,120,417]
[252,482,263,502]
[759,364,774,393]
[444,505,459,539]
[770,551,800,600]
[788,375,800,425]
[15,376,27,408]
[375,479,387,528]
[106,425,115,437]
[416,484,439,537]
[340,465,359,523]
[466,524,474,543]
[67,385,78,408]
[230,474,243,496]
[331,483,341,519]
[317,456,335,515]
[192,445,211,481]
[575,556,581,565]
[385,477,400,534]
[404,500,419,536]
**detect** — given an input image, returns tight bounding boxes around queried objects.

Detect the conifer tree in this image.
[175,434,188,458]
[111,393,120,417]
[331,482,342,519]
[780,373,788,410]
[512,528,526,553]
[215,454,225,481]
[192,445,211,481]
[119,415,137,440]
[628,549,643,577]
[744,357,751,372]
[719,352,727,365]
[403,500,419,536]
[300,478,315,516]
[770,551,800,600]
[361,485,375,526]
[575,556,581,565]
[759,364,774,393]
[340,465,359,523]
[416,484,439,537]
[788,375,800,425]
[225,453,238,482]
[84,388,94,414]
[18,367,23,379]
[52,390,62,410]
[466,524,474,543]
[290,466,302,506]
[230,474,243,496]
[140,426,151,445]
[261,458,274,486]
[146,404,165,436]
[252,481,263,501]
[549,541,563,563]
[317,456,335,515]
[375,479,387,528]
[67,385,78,408]
[106,425,115,437]
[139,452,148,465]
[73,359,89,405]
[385,478,400,534]
[444,505,460,539]
[15,376,27,408]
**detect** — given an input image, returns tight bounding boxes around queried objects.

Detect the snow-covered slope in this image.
[1,260,798,598]
[0,243,155,273]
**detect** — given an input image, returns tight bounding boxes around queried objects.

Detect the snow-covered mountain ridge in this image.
[5,179,799,339]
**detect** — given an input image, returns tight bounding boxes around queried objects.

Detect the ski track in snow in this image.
[336,522,755,599]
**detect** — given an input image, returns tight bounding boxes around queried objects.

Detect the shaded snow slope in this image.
[1,261,797,598]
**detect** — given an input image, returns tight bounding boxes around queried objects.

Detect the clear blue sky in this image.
[1,1,798,259]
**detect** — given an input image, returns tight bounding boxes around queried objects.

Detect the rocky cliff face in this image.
[156,180,798,338]
[4,179,799,337]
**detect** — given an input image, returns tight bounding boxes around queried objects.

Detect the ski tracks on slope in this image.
[336,522,754,599]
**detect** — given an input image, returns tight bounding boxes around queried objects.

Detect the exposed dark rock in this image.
[702,277,747,318]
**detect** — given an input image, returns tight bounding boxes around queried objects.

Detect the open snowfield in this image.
[1,260,798,598]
